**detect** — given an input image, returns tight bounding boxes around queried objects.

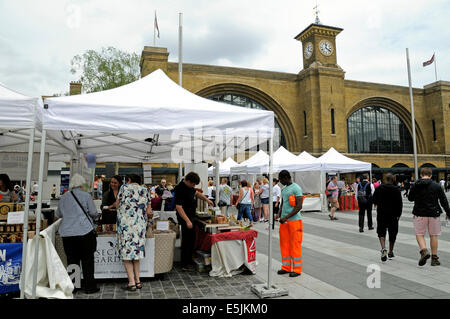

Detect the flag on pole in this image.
[154,12,160,38]
[422,53,435,67]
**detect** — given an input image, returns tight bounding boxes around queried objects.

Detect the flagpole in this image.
[178,12,183,87]
[406,48,419,180]
[434,53,438,82]
[153,10,156,46]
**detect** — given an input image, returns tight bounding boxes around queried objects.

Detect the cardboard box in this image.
[0,203,25,220]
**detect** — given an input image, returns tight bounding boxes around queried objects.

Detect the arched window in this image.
[208,93,286,148]
[347,106,413,154]
[392,163,409,168]
[331,108,335,134]
[304,111,307,136]
[432,120,437,141]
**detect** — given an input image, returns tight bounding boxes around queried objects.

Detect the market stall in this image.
[231,147,323,211]
[194,210,257,277]
[34,68,275,296]
[316,147,371,212]
[295,151,323,211]
[0,82,76,298]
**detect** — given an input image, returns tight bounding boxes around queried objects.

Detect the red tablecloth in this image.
[195,226,258,251]
[338,195,359,211]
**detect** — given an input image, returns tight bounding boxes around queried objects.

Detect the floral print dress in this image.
[116,184,150,260]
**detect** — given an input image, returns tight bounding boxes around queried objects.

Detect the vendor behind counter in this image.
[0,174,18,203]
[101,175,123,224]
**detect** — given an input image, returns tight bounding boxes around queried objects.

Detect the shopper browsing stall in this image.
[116,174,152,291]
[56,174,99,294]
[174,172,214,271]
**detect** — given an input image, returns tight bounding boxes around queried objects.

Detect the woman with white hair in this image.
[56,173,99,294]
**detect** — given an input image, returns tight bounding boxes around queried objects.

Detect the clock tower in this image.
[295,23,343,70]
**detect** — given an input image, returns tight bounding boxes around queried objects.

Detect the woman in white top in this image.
[236,180,254,225]
[207,180,216,201]
[0,174,18,203]
[259,178,270,222]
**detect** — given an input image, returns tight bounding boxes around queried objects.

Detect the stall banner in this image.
[93,237,155,278]
[244,239,256,274]
[0,243,22,294]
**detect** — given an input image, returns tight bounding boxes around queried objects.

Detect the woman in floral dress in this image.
[116,174,152,291]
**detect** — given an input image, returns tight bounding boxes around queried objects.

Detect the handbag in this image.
[237,189,249,211]
[71,191,98,251]
[218,200,227,207]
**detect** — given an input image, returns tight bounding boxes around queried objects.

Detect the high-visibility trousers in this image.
[279,219,303,274]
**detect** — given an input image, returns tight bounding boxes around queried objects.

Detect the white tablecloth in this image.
[302,196,322,211]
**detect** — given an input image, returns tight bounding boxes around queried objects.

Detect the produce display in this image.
[195,209,253,233]
[0,202,49,243]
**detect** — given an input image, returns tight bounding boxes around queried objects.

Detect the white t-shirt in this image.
[208,186,216,199]
[32,184,39,193]
[440,180,445,187]
[273,184,281,202]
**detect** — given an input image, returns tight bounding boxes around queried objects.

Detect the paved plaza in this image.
[75,192,450,299]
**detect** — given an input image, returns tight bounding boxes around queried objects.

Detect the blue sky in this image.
[0,0,448,97]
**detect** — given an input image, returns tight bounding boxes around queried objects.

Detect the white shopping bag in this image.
[20,220,74,299]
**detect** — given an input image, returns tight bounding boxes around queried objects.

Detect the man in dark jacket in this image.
[372,173,402,261]
[357,173,374,232]
[408,167,450,266]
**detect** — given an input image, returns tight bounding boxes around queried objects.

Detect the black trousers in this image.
[376,217,399,242]
[358,200,373,230]
[62,231,97,291]
[178,218,196,267]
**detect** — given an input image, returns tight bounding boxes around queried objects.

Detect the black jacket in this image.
[372,184,402,219]
[408,178,450,218]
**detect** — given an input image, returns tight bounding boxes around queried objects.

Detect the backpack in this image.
[357,182,371,205]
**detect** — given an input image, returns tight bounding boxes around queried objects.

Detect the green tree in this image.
[70,46,141,93]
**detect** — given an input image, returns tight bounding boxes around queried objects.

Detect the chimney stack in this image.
[69,81,82,95]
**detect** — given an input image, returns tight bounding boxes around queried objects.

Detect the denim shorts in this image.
[261,197,269,205]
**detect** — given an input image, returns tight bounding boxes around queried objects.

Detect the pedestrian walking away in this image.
[372,173,402,262]
[357,173,375,232]
[408,167,450,266]
[276,170,304,277]
[327,176,339,220]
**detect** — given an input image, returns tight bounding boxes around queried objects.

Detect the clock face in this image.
[319,40,333,56]
[304,42,313,59]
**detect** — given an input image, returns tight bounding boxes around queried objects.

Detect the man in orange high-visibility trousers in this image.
[276,170,304,277]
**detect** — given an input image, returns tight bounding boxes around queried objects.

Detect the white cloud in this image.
[0,0,448,97]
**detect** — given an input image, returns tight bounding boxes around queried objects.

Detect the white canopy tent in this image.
[42,69,272,163]
[35,69,280,298]
[317,147,372,173]
[0,82,77,299]
[245,146,321,174]
[230,150,269,175]
[315,147,372,213]
[208,157,238,177]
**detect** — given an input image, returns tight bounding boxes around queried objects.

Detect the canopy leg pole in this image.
[267,136,273,289]
[178,163,183,183]
[215,160,220,207]
[251,136,288,298]
[31,129,46,299]
[20,128,35,299]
